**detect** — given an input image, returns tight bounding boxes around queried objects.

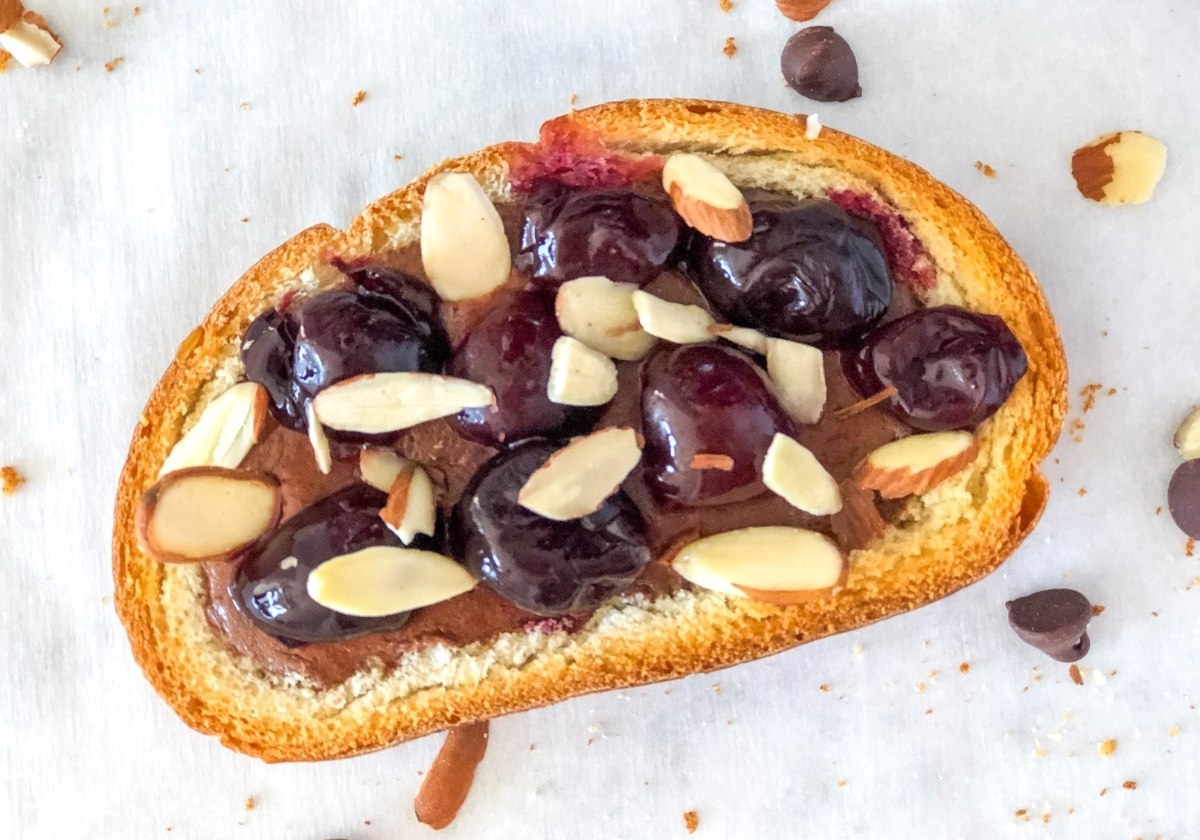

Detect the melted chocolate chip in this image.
[1006,588,1093,662]
[781,26,861,103]
[1168,460,1200,538]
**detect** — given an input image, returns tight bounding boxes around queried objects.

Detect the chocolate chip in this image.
[1168,460,1200,538]
[781,26,861,103]
[1006,588,1093,662]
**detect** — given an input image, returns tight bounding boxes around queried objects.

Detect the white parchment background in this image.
[2,1,1198,837]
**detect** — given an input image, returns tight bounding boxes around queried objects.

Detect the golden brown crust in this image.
[113,100,1067,762]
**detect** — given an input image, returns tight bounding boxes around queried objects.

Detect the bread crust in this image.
[113,100,1066,762]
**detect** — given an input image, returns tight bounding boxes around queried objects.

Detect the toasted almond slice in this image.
[662,154,752,242]
[707,323,769,355]
[0,13,61,67]
[420,172,512,301]
[766,338,826,425]
[555,276,657,361]
[805,112,822,141]
[631,291,715,344]
[854,431,978,498]
[762,434,842,516]
[671,526,846,604]
[313,372,495,434]
[304,401,332,474]
[518,427,642,520]
[1071,131,1167,206]
[307,545,477,617]
[359,446,409,492]
[1175,408,1200,460]
[830,479,887,552]
[159,382,268,476]
[546,336,619,407]
[136,467,282,564]
[380,463,437,545]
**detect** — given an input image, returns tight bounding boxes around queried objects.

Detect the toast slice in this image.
[113,99,1067,762]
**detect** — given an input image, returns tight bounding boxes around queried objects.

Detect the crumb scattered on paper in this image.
[1080,382,1103,412]
[723,36,737,58]
[1092,604,1105,616]
[959,662,970,674]
[683,811,699,834]
[238,102,250,111]
[244,797,255,811]
[974,161,997,178]
[1,466,25,495]
[1123,780,1137,790]
[1098,738,1117,758]
[104,56,123,72]
[719,0,733,11]
[1069,664,1083,685]
[352,89,366,107]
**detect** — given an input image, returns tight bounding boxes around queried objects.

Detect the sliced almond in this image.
[1174,408,1200,460]
[671,526,847,605]
[854,431,978,499]
[631,291,715,344]
[359,446,409,492]
[546,336,619,407]
[136,467,282,564]
[762,434,842,516]
[380,463,437,545]
[0,12,62,68]
[830,479,887,552]
[159,382,268,477]
[313,372,495,434]
[805,112,823,141]
[662,154,752,242]
[304,401,332,475]
[555,276,657,361]
[766,338,826,425]
[707,323,769,355]
[306,545,477,617]
[518,427,642,521]
[1071,131,1167,207]
[419,172,512,301]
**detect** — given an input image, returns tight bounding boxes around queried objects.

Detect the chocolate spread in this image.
[202,195,920,688]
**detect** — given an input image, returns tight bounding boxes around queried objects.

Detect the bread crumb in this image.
[851,644,863,656]
[134,5,141,14]
[104,19,117,28]
[1068,417,1085,443]
[924,708,933,715]
[1168,725,1181,737]
[239,217,249,223]
[719,0,733,10]
[959,662,970,674]
[723,36,737,58]
[1098,738,1117,758]
[836,778,847,787]
[1122,780,1137,790]
[818,683,829,692]
[1014,808,1028,821]
[352,89,367,107]
[1041,814,1051,824]
[1,466,25,495]
[1069,664,1084,685]
[244,796,255,811]
[569,93,578,106]
[683,810,699,834]
[974,161,997,178]
[1092,604,1105,616]
[529,743,536,750]
[239,102,251,112]
[104,57,124,72]
[1078,487,1087,497]
[711,683,722,695]
[1187,538,1195,557]
[1080,382,1102,413]
[0,52,10,75]
[102,6,110,15]
[393,153,404,160]
[1099,787,1107,796]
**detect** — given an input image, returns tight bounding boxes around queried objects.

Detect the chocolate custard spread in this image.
[202,194,921,688]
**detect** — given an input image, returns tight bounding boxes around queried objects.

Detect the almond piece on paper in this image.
[307,545,478,617]
[420,172,512,301]
[136,467,282,563]
[854,431,978,498]
[662,154,752,242]
[0,6,62,68]
[518,427,642,521]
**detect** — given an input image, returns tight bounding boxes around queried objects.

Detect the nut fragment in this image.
[854,431,978,498]
[829,479,886,551]
[671,526,847,604]
[304,402,332,475]
[555,276,656,361]
[662,154,752,242]
[518,427,642,520]
[359,446,409,492]
[0,7,62,68]
[1174,407,1200,460]
[313,372,495,433]
[136,467,282,563]
[1071,131,1167,206]
[631,291,715,344]
[546,336,619,406]
[420,172,512,301]
[307,545,477,617]
[762,434,842,515]
[380,463,437,545]
[707,323,769,354]
[775,0,834,22]
[766,338,826,424]
[159,382,268,477]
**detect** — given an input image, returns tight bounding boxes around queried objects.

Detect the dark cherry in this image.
[242,308,306,431]
[516,181,681,287]
[233,484,439,644]
[450,440,652,616]
[447,290,598,446]
[641,344,796,507]
[331,258,448,352]
[843,305,1028,432]
[686,194,892,345]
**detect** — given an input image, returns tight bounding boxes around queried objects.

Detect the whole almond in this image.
[662,154,752,242]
